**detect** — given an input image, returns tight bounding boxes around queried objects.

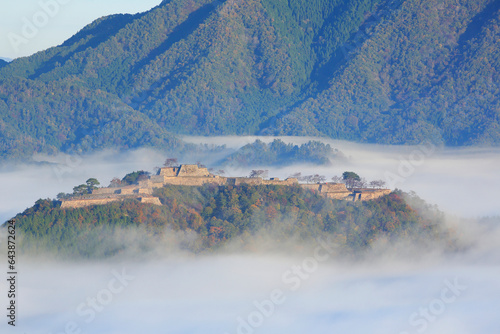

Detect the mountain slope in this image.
[0,77,183,158]
[1,0,499,159]
[270,0,500,145]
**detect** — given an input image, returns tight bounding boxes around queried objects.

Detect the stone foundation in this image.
[92,188,118,195]
[61,164,391,209]
[357,189,392,201]
[320,183,348,192]
[61,197,121,208]
[263,178,298,186]
[139,197,162,205]
[162,176,226,186]
[324,191,354,200]
[61,195,162,208]
[300,184,321,192]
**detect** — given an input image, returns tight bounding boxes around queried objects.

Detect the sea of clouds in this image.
[0,136,499,333]
[1,136,500,222]
[2,239,499,334]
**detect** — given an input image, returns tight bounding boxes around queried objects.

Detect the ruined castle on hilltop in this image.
[61,164,391,209]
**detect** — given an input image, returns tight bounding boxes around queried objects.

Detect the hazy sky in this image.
[0,0,162,59]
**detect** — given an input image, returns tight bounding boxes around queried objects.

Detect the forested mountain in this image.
[10,184,448,258]
[220,139,344,167]
[272,0,500,145]
[1,0,499,159]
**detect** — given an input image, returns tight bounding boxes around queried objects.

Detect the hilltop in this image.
[1,0,499,160]
[58,163,391,209]
[8,168,446,258]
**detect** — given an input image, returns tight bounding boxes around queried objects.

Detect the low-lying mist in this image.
[2,137,500,222]
[184,136,500,217]
[1,215,499,334]
[0,136,499,333]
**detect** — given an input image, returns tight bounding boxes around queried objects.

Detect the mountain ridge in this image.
[1,0,499,160]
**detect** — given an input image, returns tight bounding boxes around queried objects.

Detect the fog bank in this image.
[1,137,499,222]
[1,246,498,334]
[185,136,500,217]
[0,136,499,333]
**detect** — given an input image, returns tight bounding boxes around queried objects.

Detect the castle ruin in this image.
[60,164,391,208]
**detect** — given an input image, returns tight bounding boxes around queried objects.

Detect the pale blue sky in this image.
[0,0,162,59]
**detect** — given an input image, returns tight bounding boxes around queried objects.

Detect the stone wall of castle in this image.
[162,176,227,186]
[61,197,121,208]
[139,197,162,205]
[159,167,180,177]
[111,187,153,195]
[357,189,392,201]
[300,184,321,192]
[61,164,391,209]
[263,178,298,186]
[227,177,261,186]
[299,183,352,199]
[160,165,210,178]
[93,188,117,195]
[61,195,162,209]
[320,183,349,193]
[298,183,348,193]
[324,192,354,200]
[178,165,211,177]
[298,182,390,201]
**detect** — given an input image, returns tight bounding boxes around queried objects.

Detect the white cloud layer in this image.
[184,136,500,217]
[2,136,500,222]
[0,245,498,334]
[0,136,499,333]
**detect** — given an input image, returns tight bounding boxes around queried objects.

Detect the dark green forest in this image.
[9,183,449,258]
[219,139,344,167]
[1,0,499,160]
